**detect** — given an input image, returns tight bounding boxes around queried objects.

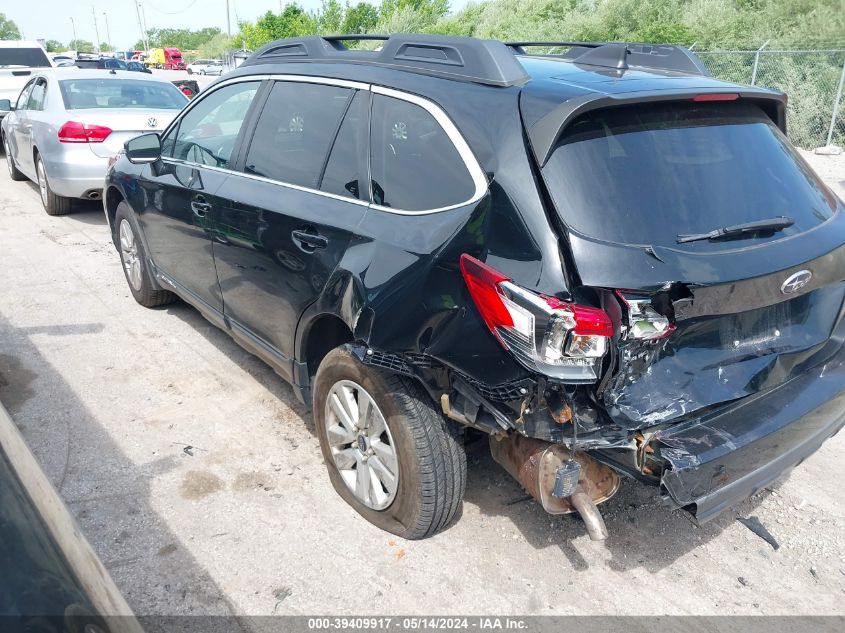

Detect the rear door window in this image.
[26,79,46,111]
[243,81,353,189]
[319,91,367,200]
[167,81,260,168]
[542,101,838,250]
[369,94,475,212]
[15,80,35,110]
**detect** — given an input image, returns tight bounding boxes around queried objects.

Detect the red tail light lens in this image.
[58,121,113,143]
[459,255,513,334]
[460,254,613,381]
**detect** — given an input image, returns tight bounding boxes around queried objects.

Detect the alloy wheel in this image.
[324,380,399,510]
[119,219,143,291]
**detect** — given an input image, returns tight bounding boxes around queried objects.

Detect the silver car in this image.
[1,69,187,215]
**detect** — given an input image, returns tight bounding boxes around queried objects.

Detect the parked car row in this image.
[74,56,152,73]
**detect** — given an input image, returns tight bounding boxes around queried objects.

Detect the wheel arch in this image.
[298,313,355,380]
[104,185,125,246]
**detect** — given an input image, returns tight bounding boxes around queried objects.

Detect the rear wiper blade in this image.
[676,216,794,244]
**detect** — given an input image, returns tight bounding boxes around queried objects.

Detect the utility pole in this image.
[92,5,101,54]
[226,0,231,37]
[69,17,78,49]
[103,12,112,53]
[136,1,149,52]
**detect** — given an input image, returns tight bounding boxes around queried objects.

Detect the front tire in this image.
[314,347,466,539]
[36,155,72,215]
[114,202,177,308]
[4,135,26,181]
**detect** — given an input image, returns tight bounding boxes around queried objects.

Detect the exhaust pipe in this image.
[489,434,620,541]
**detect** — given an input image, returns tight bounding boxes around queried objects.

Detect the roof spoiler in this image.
[528,88,788,167]
[243,34,531,87]
[506,41,711,77]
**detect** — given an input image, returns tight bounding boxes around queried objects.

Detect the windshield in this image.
[0,47,51,68]
[542,102,838,250]
[59,78,187,110]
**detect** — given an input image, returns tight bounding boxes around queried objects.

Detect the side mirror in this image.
[125,133,161,164]
[0,99,13,112]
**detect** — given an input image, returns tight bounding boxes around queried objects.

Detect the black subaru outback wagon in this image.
[104,34,845,541]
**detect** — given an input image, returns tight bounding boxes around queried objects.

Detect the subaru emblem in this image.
[147,117,158,128]
[780,270,812,295]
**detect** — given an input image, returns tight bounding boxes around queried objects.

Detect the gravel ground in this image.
[0,145,843,617]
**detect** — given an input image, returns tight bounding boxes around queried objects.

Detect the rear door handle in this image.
[291,229,328,251]
[191,197,212,218]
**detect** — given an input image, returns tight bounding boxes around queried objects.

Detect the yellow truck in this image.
[144,47,185,70]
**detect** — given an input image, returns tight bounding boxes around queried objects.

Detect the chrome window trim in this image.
[161,156,370,208]
[369,85,488,216]
[159,74,269,142]
[160,74,488,215]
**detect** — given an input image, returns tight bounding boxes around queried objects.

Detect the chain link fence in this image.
[695,49,845,149]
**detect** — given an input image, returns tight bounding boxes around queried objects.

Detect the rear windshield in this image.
[59,78,186,110]
[542,102,838,249]
[0,47,51,68]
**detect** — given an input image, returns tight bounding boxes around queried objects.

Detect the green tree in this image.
[100,42,114,52]
[380,0,449,22]
[238,5,318,50]
[342,2,379,34]
[44,40,64,52]
[68,39,96,53]
[0,12,21,39]
[196,33,234,60]
[318,0,345,34]
[135,27,223,51]
[375,0,449,33]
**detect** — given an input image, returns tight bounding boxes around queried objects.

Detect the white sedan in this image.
[186,59,222,75]
[1,69,188,215]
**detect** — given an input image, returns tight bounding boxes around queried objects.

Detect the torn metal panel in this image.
[604,281,845,428]
[650,344,845,522]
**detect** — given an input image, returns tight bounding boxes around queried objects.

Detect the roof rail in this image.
[506,41,711,77]
[243,34,531,87]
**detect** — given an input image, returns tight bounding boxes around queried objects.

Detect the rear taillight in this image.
[58,121,113,143]
[460,254,613,381]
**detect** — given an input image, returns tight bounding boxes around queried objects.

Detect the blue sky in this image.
[10,1,472,49]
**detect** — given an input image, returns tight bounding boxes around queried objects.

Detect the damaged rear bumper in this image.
[654,344,845,523]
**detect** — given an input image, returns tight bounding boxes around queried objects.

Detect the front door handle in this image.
[291,229,328,252]
[191,196,212,218]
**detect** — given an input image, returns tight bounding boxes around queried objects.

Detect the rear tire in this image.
[36,155,72,215]
[314,346,466,539]
[114,202,177,308]
[3,135,26,181]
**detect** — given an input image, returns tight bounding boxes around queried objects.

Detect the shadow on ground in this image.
[164,302,312,432]
[463,438,776,572]
[0,310,250,631]
[157,298,776,571]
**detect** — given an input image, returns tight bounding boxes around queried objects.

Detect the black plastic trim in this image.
[243,34,530,87]
[528,87,788,167]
